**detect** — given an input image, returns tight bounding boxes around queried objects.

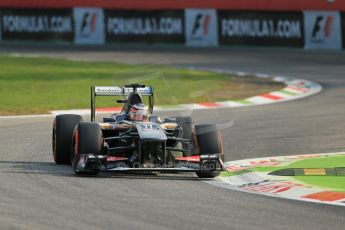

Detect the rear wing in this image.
[94,86,153,96]
[91,85,154,121]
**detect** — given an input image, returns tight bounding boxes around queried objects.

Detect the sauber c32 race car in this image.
[52,84,224,178]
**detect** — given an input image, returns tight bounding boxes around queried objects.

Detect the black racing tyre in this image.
[195,124,224,178]
[72,122,103,176]
[175,116,193,156]
[52,114,83,165]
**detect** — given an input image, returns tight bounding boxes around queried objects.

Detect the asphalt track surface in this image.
[0,44,345,230]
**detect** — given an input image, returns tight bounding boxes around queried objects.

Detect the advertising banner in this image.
[74,8,105,45]
[304,11,342,50]
[185,9,218,46]
[105,10,184,44]
[218,11,304,47]
[0,8,73,42]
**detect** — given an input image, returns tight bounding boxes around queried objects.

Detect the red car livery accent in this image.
[175,155,201,162]
[107,156,128,161]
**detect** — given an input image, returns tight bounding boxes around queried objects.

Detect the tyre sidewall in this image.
[195,124,224,178]
[53,114,82,165]
[72,122,103,175]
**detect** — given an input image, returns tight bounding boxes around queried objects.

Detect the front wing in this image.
[75,154,225,173]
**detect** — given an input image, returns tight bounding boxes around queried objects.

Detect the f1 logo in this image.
[74,8,104,44]
[185,9,218,46]
[80,12,97,33]
[311,15,333,41]
[191,13,211,36]
[304,11,341,49]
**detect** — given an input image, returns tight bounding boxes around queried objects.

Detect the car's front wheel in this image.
[52,114,83,165]
[194,124,224,178]
[72,122,103,176]
[175,116,194,156]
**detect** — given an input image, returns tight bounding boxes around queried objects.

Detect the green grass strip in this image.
[0,54,283,115]
[235,100,254,105]
[279,89,298,96]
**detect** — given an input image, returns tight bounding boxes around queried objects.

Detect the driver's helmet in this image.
[128,103,148,121]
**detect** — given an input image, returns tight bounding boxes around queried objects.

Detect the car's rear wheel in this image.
[72,122,103,176]
[52,114,83,165]
[195,124,224,178]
